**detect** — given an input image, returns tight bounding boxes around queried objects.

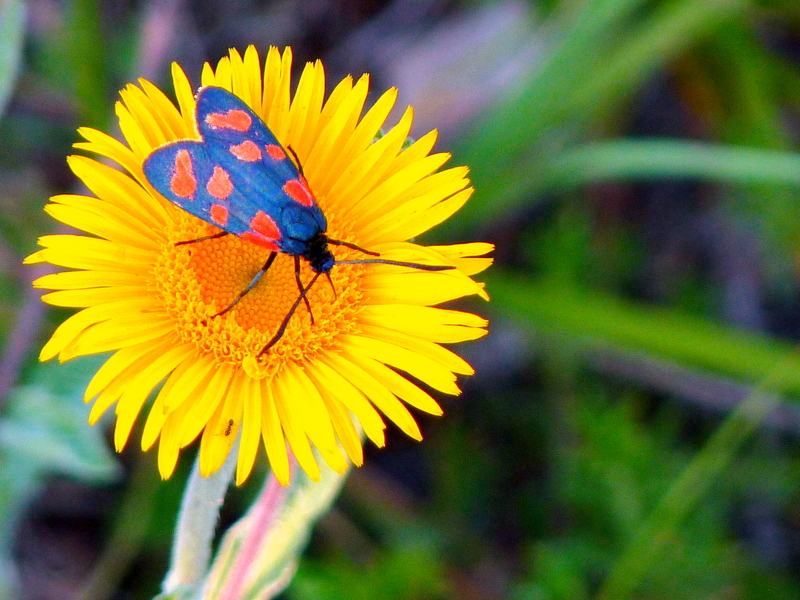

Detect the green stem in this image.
[162,443,238,597]
[200,460,350,600]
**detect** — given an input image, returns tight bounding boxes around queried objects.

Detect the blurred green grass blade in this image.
[707,23,788,149]
[567,0,751,123]
[0,0,26,119]
[490,271,800,394]
[64,0,108,128]
[541,139,800,189]
[452,0,752,233]
[703,23,800,262]
[458,0,649,180]
[598,371,783,600]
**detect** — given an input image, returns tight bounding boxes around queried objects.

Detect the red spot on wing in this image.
[230,140,262,162]
[170,149,196,199]
[206,166,233,200]
[210,203,229,226]
[205,109,252,132]
[241,232,280,251]
[265,144,287,161]
[250,210,281,240]
[283,178,315,207]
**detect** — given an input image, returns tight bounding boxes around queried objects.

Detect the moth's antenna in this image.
[328,238,380,256]
[335,259,454,272]
[260,271,323,356]
[328,238,453,271]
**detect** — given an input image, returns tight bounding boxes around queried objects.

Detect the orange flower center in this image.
[152,209,365,377]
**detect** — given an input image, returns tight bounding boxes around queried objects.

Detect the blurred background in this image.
[5,0,800,598]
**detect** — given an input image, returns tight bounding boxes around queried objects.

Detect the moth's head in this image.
[305,233,335,274]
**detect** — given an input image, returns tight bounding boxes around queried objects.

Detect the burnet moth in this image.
[143,86,453,355]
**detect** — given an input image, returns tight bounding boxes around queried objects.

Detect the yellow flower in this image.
[26,46,492,485]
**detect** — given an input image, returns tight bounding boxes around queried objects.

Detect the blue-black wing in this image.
[143,86,328,255]
[194,87,327,253]
[143,141,286,251]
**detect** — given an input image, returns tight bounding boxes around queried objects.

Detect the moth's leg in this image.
[260,272,323,356]
[286,146,304,176]
[294,255,314,324]
[175,231,229,246]
[215,251,278,317]
[324,272,337,299]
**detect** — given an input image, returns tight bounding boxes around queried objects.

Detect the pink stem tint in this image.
[219,462,293,600]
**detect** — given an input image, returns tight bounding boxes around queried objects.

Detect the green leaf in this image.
[489,271,800,394]
[0,357,120,600]
[0,383,119,479]
[0,0,26,119]
[540,139,800,190]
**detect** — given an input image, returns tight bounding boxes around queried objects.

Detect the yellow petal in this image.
[141,354,217,450]
[40,297,158,361]
[363,268,488,306]
[139,77,188,139]
[260,46,284,116]
[171,62,198,136]
[320,389,363,466]
[359,304,488,344]
[351,354,443,416]
[266,47,293,140]
[261,378,291,485]
[113,343,195,451]
[284,363,347,473]
[48,193,161,247]
[306,360,386,449]
[358,323,474,375]
[305,75,369,186]
[34,234,155,272]
[157,405,188,478]
[323,352,421,441]
[341,334,460,396]
[178,363,234,447]
[290,60,325,160]
[67,155,169,229]
[58,316,174,361]
[272,373,321,481]
[85,341,167,401]
[34,269,144,290]
[330,106,414,217]
[41,286,147,308]
[316,83,396,193]
[75,127,142,177]
[236,375,263,484]
[199,371,244,477]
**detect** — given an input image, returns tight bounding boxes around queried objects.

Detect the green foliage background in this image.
[4,0,800,598]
